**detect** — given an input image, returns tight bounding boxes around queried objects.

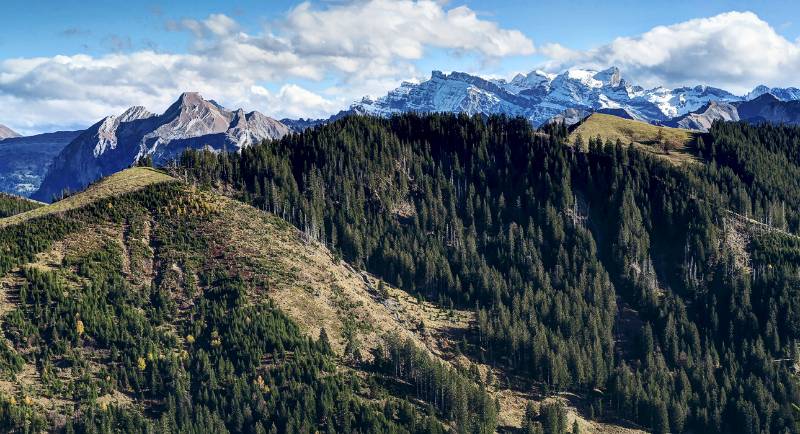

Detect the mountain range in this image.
[347,67,800,129]
[663,93,800,131]
[2,94,800,434]
[3,66,800,201]
[31,92,289,202]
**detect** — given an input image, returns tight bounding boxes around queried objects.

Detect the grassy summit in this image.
[0,167,174,228]
[568,113,698,164]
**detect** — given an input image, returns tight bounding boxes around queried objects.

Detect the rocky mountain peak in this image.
[176,91,206,108]
[0,124,21,140]
[33,93,290,202]
[118,106,155,123]
[594,66,622,87]
[750,93,781,104]
[157,92,232,140]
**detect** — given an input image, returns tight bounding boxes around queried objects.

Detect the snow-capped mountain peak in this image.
[561,68,605,88]
[348,65,768,127]
[593,66,623,87]
[506,69,555,92]
[745,85,800,101]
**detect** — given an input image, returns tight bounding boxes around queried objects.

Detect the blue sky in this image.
[1,0,800,134]
[3,1,798,60]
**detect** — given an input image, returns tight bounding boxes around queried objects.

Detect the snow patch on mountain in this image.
[745,85,800,101]
[350,66,755,127]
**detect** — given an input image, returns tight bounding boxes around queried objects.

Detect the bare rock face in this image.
[0,124,21,140]
[547,108,591,127]
[665,101,740,131]
[33,93,290,202]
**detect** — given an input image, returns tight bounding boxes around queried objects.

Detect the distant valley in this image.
[0,130,82,196]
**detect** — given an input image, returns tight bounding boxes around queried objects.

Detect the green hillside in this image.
[0,167,173,228]
[0,167,505,433]
[0,193,43,219]
[179,113,800,434]
[3,113,800,434]
[568,113,698,164]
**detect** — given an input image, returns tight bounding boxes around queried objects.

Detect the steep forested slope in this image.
[0,168,501,433]
[178,114,800,434]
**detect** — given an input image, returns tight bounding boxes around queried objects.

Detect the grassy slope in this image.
[0,168,644,433]
[0,168,469,428]
[0,193,44,218]
[0,167,174,228]
[569,113,698,164]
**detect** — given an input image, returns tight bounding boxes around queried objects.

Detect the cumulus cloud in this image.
[541,11,800,93]
[280,1,533,60]
[0,0,533,134]
[252,84,341,119]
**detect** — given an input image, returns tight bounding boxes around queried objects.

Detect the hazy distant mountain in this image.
[0,130,81,196]
[745,85,800,102]
[0,124,20,140]
[33,92,289,202]
[736,93,800,125]
[280,109,353,132]
[663,94,800,132]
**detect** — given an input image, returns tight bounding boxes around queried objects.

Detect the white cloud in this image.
[0,0,533,133]
[250,84,340,119]
[280,1,534,60]
[541,11,800,93]
[9,5,797,135]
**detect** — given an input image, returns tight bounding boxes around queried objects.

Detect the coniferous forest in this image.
[0,184,458,433]
[5,2,800,433]
[176,114,800,434]
[0,193,41,218]
[0,113,799,433]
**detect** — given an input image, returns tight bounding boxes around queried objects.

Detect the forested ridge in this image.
[177,114,800,434]
[0,176,502,433]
